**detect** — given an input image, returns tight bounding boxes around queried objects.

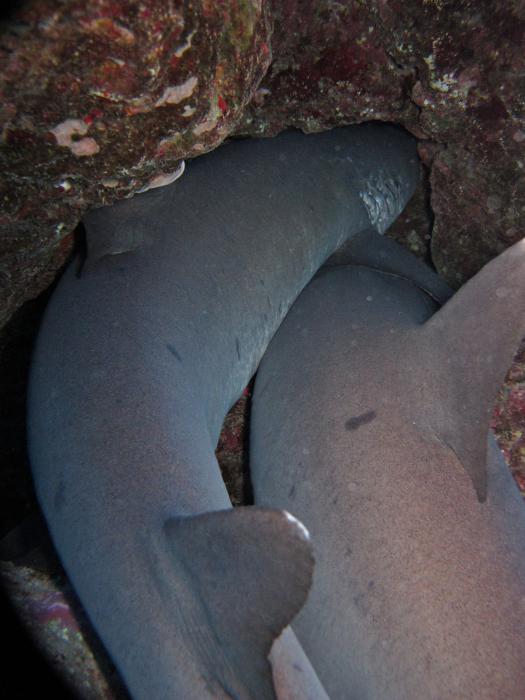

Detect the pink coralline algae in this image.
[154,76,199,107]
[492,338,525,498]
[0,0,272,327]
[50,119,101,156]
[28,589,81,631]
[215,381,253,506]
[0,560,123,698]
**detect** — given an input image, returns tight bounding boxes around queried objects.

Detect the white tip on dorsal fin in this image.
[164,507,315,699]
[418,238,525,501]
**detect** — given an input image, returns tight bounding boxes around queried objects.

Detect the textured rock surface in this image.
[0,0,272,326]
[215,382,254,506]
[238,0,525,287]
[1,558,127,698]
[492,340,525,496]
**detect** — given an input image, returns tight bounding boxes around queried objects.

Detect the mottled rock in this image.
[386,169,433,261]
[238,0,525,287]
[492,337,525,497]
[0,0,272,325]
[215,382,254,506]
[1,559,127,698]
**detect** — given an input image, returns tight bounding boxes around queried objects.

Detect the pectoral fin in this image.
[164,507,315,699]
[417,238,525,501]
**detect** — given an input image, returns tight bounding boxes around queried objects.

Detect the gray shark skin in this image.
[28,124,419,699]
[250,233,525,700]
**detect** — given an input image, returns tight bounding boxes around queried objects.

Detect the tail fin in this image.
[164,507,315,699]
[416,238,525,500]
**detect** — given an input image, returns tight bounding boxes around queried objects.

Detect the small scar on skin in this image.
[54,480,66,512]
[345,410,377,431]
[167,343,183,363]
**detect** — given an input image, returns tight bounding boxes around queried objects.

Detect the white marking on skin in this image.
[135,162,186,193]
[283,511,311,542]
[360,172,404,234]
[155,77,198,107]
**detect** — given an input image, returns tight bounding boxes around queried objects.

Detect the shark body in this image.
[250,231,525,699]
[28,125,419,699]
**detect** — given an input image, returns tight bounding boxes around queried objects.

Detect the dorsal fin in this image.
[164,507,315,699]
[417,238,525,501]
[82,186,165,267]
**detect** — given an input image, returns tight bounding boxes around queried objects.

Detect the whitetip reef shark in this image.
[250,229,525,699]
[28,124,419,698]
